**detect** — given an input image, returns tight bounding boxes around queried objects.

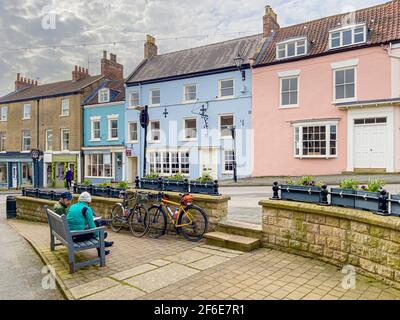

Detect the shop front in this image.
[43,152,80,188]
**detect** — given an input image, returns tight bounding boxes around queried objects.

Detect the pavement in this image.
[0,195,62,300]
[6,216,400,300]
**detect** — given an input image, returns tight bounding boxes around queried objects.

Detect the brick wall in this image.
[261,199,400,289]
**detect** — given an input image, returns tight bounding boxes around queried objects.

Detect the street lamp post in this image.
[228,125,237,183]
[135,105,149,178]
[233,52,245,81]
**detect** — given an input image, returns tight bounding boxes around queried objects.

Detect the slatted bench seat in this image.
[44,205,106,273]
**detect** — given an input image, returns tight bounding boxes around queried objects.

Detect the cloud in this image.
[0,0,388,96]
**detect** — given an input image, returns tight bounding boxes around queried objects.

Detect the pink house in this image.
[252,1,400,177]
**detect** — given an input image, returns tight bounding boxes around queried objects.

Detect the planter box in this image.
[189,181,219,195]
[330,188,356,209]
[280,185,322,204]
[110,188,125,198]
[354,190,380,212]
[140,179,162,191]
[76,185,93,194]
[25,188,39,198]
[163,180,188,193]
[92,186,111,198]
[389,195,400,217]
[38,190,54,201]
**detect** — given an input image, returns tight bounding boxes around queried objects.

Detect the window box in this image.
[163,179,188,193]
[140,178,163,191]
[330,188,356,209]
[189,181,219,195]
[280,185,322,204]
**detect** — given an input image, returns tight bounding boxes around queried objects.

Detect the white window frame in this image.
[85,154,113,179]
[22,130,31,151]
[149,120,161,143]
[222,150,235,174]
[23,104,31,120]
[149,89,161,107]
[293,120,338,159]
[219,114,235,139]
[61,128,70,151]
[0,132,6,152]
[329,24,366,49]
[218,79,235,98]
[0,106,7,121]
[279,76,299,108]
[276,37,308,60]
[128,121,138,143]
[61,99,70,116]
[333,66,357,103]
[183,84,197,103]
[45,129,53,151]
[90,116,101,141]
[98,88,110,103]
[129,91,140,107]
[147,150,190,176]
[107,115,119,141]
[182,118,197,141]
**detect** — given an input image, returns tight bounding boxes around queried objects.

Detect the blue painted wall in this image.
[125,68,253,180]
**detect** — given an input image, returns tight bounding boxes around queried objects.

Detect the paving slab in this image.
[188,255,230,271]
[110,264,158,281]
[164,250,211,264]
[150,259,172,267]
[82,284,146,300]
[69,277,119,299]
[125,263,199,293]
[193,246,240,258]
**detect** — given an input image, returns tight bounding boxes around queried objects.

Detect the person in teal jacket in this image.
[67,192,113,255]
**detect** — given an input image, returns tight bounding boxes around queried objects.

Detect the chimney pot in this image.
[103,50,107,59]
[263,5,279,38]
[17,73,20,81]
[144,34,158,59]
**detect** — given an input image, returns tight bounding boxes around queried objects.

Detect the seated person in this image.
[67,192,113,256]
[53,192,73,216]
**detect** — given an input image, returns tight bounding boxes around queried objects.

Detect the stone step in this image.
[204,231,261,252]
[217,220,262,239]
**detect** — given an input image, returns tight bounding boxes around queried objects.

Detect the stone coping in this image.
[127,188,231,202]
[259,199,400,232]
[15,195,122,205]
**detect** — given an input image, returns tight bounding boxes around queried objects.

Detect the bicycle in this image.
[111,190,150,237]
[147,192,208,242]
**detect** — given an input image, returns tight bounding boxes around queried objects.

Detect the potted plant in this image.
[163,173,188,193]
[190,173,218,195]
[110,181,129,198]
[330,179,358,209]
[94,181,112,197]
[280,176,324,204]
[355,178,386,212]
[141,172,162,190]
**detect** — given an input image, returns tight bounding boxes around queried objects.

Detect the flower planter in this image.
[25,188,39,198]
[140,178,162,191]
[163,179,188,193]
[389,195,400,217]
[280,185,322,204]
[92,186,111,198]
[189,181,219,195]
[38,190,54,201]
[354,190,380,212]
[110,187,125,198]
[330,188,356,209]
[76,185,93,194]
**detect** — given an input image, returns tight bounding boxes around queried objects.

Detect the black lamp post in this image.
[228,125,237,183]
[233,53,245,81]
[135,105,149,178]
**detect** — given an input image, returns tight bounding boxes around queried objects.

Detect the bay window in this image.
[86,154,112,178]
[148,151,190,175]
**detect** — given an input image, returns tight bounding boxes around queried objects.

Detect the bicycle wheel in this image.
[177,204,208,242]
[147,205,167,239]
[128,204,149,237]
[111,203,125,233]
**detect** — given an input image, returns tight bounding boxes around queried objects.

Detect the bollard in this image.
[271,181,280,200]
[378,189,389,214]
[135,176,140,189]
[213,180,219,195]
[320,184,329,205]
[6,196,17,219]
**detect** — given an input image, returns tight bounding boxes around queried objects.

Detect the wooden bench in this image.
[44,205,106,273]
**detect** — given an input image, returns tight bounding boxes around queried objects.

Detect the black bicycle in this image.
[111,190,150,237]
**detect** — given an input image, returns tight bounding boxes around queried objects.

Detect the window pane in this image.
[185,85,197,101]
[345,69,355,83]
[331,32,340,48]
[220,116,233,136]
[287,43,295,57]
[185,119,197,139]
[345,84,355,98]
[335,70,345,85]
[151,90,160,105]
[342,30,352,45]
[354,28,365,43]
[220,80,234,97]
[289,78,298,91]
[281,79,290,92]
[289,92,298,105]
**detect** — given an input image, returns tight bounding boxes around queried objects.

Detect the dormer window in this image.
[329,24,366,49]
[276,37,307,60]
[98,88,110,103]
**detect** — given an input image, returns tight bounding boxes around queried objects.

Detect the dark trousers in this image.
[66,179,72,190]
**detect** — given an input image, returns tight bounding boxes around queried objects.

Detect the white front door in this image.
[354,120,387,169]
[199,148,218,179]
[12,165,17,188]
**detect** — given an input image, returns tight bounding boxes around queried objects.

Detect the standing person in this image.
[65,167,73,190]
[67,192,113,255]
[53,191,73,216]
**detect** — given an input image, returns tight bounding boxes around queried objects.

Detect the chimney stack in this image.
[263,5,279,38]
[15,73,38,91]
[101,51,123,80]
[144,35,158,59]
[72,65,89,81]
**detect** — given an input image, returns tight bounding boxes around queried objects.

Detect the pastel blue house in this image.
[82,79,126,184]
[125,34,262,180]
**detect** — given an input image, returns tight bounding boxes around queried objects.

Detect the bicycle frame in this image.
[160,197,194,228]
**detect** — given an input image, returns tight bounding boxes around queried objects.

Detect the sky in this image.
[0,0,388,96]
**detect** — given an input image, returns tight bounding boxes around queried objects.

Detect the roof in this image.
[0,75,104,104]
[84,79,125,105]
[256,0,400,66]
[126,34,263,84]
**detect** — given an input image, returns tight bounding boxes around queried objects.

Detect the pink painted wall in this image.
[252,46,392,177]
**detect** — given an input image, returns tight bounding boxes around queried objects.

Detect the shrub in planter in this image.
[280,176,324,204]
[330,179,358,209]
[117,181,129,189]
[82,179,92,186]
[190,173,218,195]
[355,179,386,212]
[163,174,188,193]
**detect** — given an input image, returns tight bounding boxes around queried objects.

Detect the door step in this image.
[217,220,262,239]
[205,231,261,252]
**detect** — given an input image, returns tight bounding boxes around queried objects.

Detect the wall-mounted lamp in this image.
[233,53,246,81]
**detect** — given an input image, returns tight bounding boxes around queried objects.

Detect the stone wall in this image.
[261,199,400,289]
[15,190,230,232]
[128,189,230,232]
[15,195,122,222]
